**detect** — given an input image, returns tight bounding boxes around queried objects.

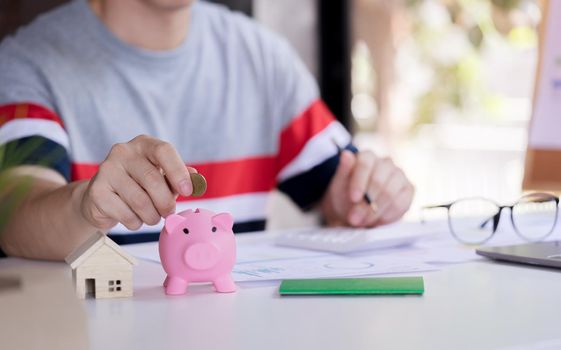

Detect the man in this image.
[0,0,414,260]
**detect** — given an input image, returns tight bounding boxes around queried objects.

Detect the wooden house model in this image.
[65,231,137,299]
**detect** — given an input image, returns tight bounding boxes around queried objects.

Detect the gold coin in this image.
[190,173,207,197]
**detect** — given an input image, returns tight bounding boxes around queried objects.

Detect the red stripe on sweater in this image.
[0,103,64,128]
[277,99,335,172]
[71,156,277,200]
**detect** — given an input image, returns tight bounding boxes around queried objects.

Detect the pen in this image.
[332,139,378,212]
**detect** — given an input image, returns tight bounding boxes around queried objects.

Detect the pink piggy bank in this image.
[159,208,237,295]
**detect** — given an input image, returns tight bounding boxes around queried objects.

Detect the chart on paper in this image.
[232,256,435,282]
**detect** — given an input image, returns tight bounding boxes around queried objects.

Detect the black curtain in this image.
[319,0,351,130]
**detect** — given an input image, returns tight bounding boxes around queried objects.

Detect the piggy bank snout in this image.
[183,243,221,270]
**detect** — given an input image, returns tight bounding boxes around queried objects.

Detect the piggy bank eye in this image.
[211,226,217,233]
[183,228,189,234]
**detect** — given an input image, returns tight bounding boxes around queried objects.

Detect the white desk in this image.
[2,233,561,350]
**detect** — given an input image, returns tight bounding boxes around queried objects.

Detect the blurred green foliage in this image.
[405,0,538,129]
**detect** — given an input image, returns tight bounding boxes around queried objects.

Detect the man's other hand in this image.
[320,150,414,227]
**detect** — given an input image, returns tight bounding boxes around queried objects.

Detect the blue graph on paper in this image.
[233,267,285,278]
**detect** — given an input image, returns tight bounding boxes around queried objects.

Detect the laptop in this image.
[476,241,561,269]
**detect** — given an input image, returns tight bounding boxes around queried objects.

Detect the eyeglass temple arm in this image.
[422,204,452,210]
[526,196,559,204]
[420,204,452,223]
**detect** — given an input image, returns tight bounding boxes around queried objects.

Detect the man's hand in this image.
[320,150,414,227]
[79,135,194,231]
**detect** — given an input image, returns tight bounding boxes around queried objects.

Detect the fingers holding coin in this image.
[161,168,206,197]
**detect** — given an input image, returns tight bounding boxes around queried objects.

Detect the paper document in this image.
[124,217,561,283]
[126,233,436,282]
[232,256,434,282]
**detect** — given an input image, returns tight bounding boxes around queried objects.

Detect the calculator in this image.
[274,222,436,254]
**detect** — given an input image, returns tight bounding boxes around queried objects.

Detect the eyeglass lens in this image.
[448,198,500,245]
[511,193,558,241]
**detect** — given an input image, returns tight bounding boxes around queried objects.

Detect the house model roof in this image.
[65,231,138,269]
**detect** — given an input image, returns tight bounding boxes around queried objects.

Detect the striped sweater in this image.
[0,0,352,243]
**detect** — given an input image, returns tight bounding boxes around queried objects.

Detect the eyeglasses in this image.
[422,193,559,245]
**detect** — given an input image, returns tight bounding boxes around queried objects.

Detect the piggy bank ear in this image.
[164,214,184,234]
[212,213,234,231]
